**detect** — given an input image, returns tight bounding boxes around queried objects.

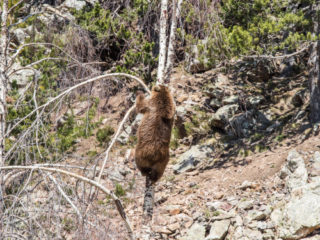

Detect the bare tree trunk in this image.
[0,0,8,167]
[0,1,9,225]
[164,0,183,83]
[157,0,169,85]
[310,5,320,123]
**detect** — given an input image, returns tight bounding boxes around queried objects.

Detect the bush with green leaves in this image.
[179,0,315,66]
[72,2,158,82]
[96,125,115,146]
[220,0,314,55]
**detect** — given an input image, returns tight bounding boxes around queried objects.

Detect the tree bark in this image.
[164,0,182,83]
[156,0,168,85]
[0,2,9,226]
[0,0,8,167]
[309,4,320,123]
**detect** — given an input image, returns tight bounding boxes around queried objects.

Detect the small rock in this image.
[167,222,180,232]
[207,201,233,212]
[211,209,236,221]
[205,219,230,240]
[239,180,258,190]
[262,229,275,240]
[153,225,172,234]
[248,96,264,107]
[13,28,28,44]
[246,210,267,222]
[222,95,239,105]
[256,221,268,230]
[216,74,230,88]
[177,95,188,103]
[170,209,181,215]
[166,205,181,215]
[213,192,224,200]
[63,0,86,10]
[238,200,254,210]
[209,98,222,109]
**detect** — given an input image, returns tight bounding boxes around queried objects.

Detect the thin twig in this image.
[97,104,136,183]
[47,174,82,220]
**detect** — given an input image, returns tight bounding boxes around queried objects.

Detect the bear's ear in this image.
[153,85,161,92]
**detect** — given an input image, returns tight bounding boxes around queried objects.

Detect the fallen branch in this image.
[243,46,309,59]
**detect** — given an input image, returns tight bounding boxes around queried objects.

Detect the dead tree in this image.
[309,4,320,123]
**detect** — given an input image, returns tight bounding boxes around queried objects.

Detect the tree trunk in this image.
[0,0,9,233]
[0,0,8,167]
[309,4,320,123]
[164,0,182,83]
[156,0,168,85]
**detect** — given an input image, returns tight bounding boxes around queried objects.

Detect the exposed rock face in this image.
[271,150,320,239]
[173,145,213,174]
[209,104,239,129]
[271,181,320,239]
[279,149,308,191]
[228,110,271,137]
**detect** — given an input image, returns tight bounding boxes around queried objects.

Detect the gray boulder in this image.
[209,104,239,129]
[173,145,213,174]
[13,28,29,44]
[9,62,35,93]
[271,181,320,239]
[228,110,271,137]
[271,152,320,239]
[205,219,230,240]
[222,95,239,105]
[62,0,86,10]
[279,150,308,191]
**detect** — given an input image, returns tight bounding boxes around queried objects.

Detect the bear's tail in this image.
[143,176,154,221]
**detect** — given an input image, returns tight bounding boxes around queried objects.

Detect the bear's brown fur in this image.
[135,85,175,183]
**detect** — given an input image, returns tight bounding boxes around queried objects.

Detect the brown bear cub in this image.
[135,85,175,183]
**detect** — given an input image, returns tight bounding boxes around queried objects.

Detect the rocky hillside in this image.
[101,65,319,240]
[2,0,320,239]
